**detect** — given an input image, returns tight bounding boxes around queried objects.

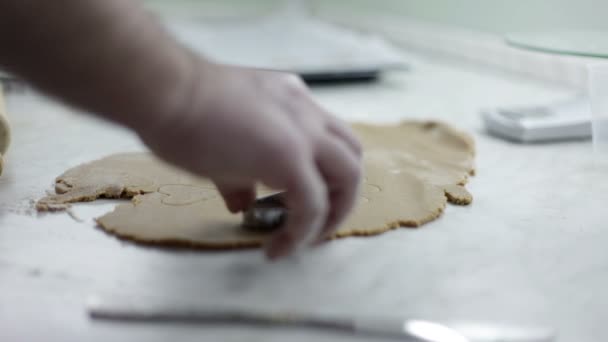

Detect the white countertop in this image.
[0,45,603,341]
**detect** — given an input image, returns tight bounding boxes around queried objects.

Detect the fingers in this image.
[314,135,362,241]
[298,94,362,158]
[214,181,256,213]
[289,98,362,240]
[198,68,363,261]
[260,86,362,258]
[264,158,328,260]
[261,130,362,259]
[327,117,363,158]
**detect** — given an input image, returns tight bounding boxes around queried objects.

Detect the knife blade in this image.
[86,295,555,342]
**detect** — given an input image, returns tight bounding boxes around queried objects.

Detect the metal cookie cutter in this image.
[242,192,287,232]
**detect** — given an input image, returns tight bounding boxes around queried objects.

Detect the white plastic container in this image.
[588,64,608,157]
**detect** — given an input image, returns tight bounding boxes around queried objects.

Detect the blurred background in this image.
[143,0,608,32]
[3,1,606,147]
[4,0,602,140]
[138,0,608,91]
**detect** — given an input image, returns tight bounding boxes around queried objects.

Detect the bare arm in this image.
[0,1,363,260]
[0,0,192,130]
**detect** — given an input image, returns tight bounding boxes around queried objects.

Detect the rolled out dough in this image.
[37,121,475,249]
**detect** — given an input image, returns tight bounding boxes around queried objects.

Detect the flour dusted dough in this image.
[37,121,475,248]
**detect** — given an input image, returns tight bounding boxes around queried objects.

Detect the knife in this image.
[86,295,555,342]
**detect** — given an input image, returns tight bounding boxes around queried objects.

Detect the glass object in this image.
[506,29,608,58]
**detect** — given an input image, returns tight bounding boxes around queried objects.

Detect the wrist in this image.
[135,52,221,166]
[129,49,208,136]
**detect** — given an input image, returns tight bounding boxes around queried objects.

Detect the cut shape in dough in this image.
[37,121,475,249]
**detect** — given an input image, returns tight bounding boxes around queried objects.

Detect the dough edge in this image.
[94,182,474,250]
[37,120,476,249]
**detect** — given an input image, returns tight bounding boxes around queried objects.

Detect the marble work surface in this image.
[0,46,605,342]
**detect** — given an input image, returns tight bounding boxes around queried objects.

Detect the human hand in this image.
[138,61,362,259]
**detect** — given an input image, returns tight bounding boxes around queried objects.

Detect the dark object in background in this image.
[301,68,380,85]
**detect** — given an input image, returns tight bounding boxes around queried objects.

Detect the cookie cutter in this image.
[242,192,287,232]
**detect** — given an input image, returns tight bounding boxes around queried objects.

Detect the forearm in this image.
[0,0,197,129]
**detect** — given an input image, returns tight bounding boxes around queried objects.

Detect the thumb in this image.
[214,181,256,213]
